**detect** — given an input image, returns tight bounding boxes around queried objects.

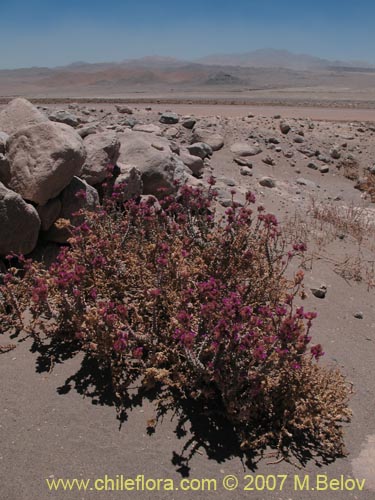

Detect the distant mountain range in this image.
[195,49,375,71]
[1,49,375,98]
[3,49,374,73]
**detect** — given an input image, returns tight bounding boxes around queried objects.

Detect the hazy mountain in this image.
[196,49,375,71]
[1,49,375,98]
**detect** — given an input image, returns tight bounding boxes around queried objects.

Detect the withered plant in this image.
[0,181,351,463]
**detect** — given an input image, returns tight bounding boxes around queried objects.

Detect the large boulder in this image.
[119,130,187,196]
[191,128,224,151]
[0,182,41,255]
[0,98,48,135]
[45,177,99,243]
[6,121,86,205]
[80,131,121,185]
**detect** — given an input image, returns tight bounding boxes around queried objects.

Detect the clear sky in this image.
[1,0,374,69]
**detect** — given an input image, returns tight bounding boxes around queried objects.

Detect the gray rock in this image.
[311,285,327,299]
[159,112,179,125]
[296,178,316,188]
[49,110,79,127]
[120,117,137,128]
[218,177,236,187]
[240,166,253,176]
[0,131,9,154]
[182,117,196,129]
[6,121,86,205]
[0,98,48,135]
[230,142,262,157]
[354,312,363,319]
[280,121,291,134]
[259,176,276,188]
[0,182,41,255]
[317,154,330,163]
[37,197,62,231]
[133,124,162,134]
[119,130,187,197]
[80,131,121,185]
[354,177,368,192]
[330,147,341,159]
[307,162,318,170]
[77,125,97,138]
[46,177,99,243]
[191,128,224,151]
[114,164,143,202]
[187,142,213,159]
[164,127,180,140]
[298,147,316,157]
[268,137,280,144]
[60,177,99,218]
[179,151,204,177]
[0,154,10,185]
[262,155,275,166]
[234,157,253,167]
[320,166,330,173]
[116,105,133,115]
[294,136,304,144]
[219,198,234,207]
[169,142,180,155]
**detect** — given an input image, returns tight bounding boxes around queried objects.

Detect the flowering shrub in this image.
[0,182,351,462]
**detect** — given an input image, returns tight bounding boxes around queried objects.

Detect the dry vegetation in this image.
[0,185,352,464]
[283,197,375,289]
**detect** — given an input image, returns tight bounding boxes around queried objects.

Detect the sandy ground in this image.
[3,100,375,122]
[1,102,375,500]
[131,103,375,122]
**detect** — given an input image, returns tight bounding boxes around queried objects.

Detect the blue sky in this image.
[1,0,374,68]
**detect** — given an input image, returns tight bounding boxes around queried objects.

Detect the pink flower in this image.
[75,189,87,200]
[113,331,129,352]
[133,347,143,359]
[311,344,324,360]
[245,191,256,204]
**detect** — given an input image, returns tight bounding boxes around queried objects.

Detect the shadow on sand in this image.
[19,331,340,476]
